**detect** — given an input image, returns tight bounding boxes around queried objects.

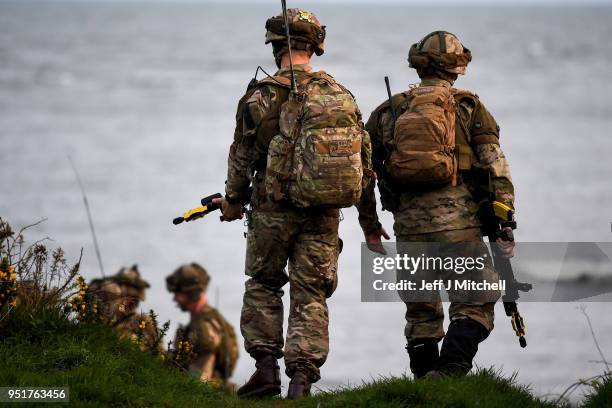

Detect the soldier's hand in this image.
[365,227,391,255]
[496,227,515,258]
[212,197,243,222]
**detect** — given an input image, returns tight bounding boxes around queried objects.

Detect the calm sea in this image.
[1,2,612,404]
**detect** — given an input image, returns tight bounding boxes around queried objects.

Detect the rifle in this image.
[173,189,252,225]
[173,193,222,225]
[281,0,297,94]
[377,76,400,212]
[478,174,532,348]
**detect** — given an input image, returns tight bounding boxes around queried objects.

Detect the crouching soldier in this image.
[166,263,238,387]
[90,265,162,351]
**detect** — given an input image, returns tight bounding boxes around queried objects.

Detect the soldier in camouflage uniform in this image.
[166,263,238,387]
[90,265,161,351]
[212,8,384,399]
[360,31,516,378]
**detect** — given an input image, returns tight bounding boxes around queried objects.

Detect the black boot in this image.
[237,353,281,399]
[287,370,312,399]
[435,318,488,377]
[407,338,440,379]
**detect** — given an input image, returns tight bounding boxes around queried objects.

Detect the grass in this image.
[0,307,564,408]
[581,375,612,408]
[0,219,608,407]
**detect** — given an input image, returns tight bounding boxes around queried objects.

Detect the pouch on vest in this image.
[387,85,457,188]
[265,72,365,208]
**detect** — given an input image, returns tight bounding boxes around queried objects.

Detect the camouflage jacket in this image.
[177,305,237,384]
[224,64,380,233]
[362,77,515,235]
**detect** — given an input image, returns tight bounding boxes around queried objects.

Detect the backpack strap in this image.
[452,88,480,171]
[256,75,292,89]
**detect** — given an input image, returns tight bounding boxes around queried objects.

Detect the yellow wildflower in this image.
[10,273,17,281]
[139,320,146,330]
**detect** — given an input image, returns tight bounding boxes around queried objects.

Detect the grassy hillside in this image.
[0,308,564,408]
[1,219,608,407]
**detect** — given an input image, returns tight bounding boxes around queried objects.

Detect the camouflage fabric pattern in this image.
[226,63,372,381]
[91,271,161,351]
[113,311,162,352]
[107,265,150,301]
[396,228,499,341]
[408,31,471,75]
[265,8,325,56]
[90,279,122,320]
[225,64,378,232]
[225,65,311,206]
[266,72,365,208]
[361,77,514,235]
[240,209,339,382]
[166,263,210,293]
[176,305,237,384]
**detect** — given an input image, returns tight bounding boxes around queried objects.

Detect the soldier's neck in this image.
[280,53,311,68]
[190,295,208,316]
[420,77,454,88]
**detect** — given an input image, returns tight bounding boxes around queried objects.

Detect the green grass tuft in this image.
[582,374,612,408]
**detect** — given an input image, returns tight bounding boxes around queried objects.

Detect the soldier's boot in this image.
[287,370,312,399]
[406,338,439,379]
[433,318,488,377]
[237,353,281,399]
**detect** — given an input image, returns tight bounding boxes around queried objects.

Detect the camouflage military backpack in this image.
[388,85,457,188]
[265,72,365,208]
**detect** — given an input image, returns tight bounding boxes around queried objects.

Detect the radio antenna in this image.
[281,0,297,94]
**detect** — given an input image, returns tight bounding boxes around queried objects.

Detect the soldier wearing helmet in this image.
[90,265,162,351]
[361,31,516,378]
[212,7,382,399]
[166,263,238,387]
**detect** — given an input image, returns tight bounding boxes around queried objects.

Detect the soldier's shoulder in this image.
[452,88,481,104]
[193,306,224,325]
[311,70,357,97]
[452,88,479,98]
[252,75,292,93]
[241,76,291,106]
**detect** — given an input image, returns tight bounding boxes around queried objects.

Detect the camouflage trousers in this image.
[396,228,500,343]
[240,208,339,382]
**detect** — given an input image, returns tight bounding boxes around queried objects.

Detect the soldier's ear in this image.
[132,264,139,272]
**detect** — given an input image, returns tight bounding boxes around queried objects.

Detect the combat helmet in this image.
[109,264,150,301]
[166,263,210,294]
[408,31,471,75]
[265,8,326,66]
